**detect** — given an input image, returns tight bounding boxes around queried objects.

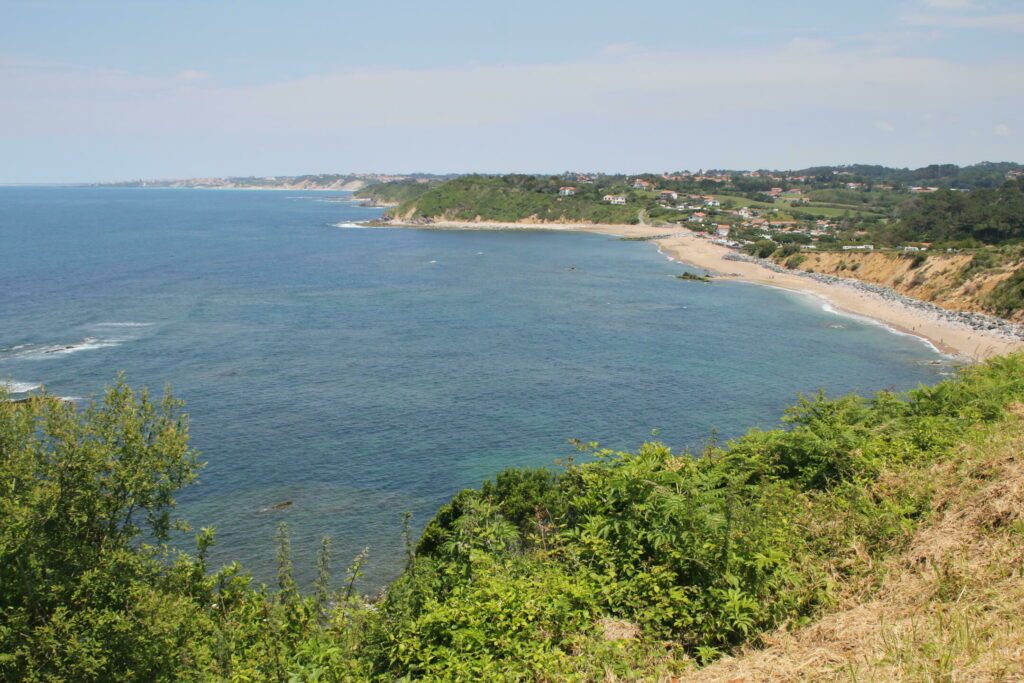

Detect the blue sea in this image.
[0,187,950,588]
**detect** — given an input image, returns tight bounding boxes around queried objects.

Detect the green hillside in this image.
[354,179,440,205]
[388,175,652,224]
[4,356,1024,680]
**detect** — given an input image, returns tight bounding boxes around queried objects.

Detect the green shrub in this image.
[748,240,777,258]
[6,355,1024,680]
[908,252,928,269]
[778,243,801,258]
[987,268,1024,316]
[785,254,807,269]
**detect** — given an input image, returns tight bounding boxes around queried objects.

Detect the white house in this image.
[559,186,577,196]
[842,244,874,251]
[688,212,706,223]
[603,194,627,205]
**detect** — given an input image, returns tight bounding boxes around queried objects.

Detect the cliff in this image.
[777,250,1024,321]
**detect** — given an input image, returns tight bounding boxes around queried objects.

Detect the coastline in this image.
[87,184,366,192]
[374,219,1024,361]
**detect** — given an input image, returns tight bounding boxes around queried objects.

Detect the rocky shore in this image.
[723,252,1024,341]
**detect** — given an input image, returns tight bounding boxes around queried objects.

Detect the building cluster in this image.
[559,172,959,255]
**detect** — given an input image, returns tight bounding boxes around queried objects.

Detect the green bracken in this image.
[3,355,1024,680]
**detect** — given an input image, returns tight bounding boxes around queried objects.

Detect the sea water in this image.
[0,187,949,588]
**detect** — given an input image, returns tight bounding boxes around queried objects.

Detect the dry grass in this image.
[599,619,642,642]
[677,419,1024,682]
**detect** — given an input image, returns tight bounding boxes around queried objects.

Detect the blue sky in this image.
[1,0,1022,181]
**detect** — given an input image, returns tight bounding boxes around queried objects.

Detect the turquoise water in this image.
[0,187,949,588]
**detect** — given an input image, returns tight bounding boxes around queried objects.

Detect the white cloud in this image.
[601,42,640,56]
[783,37,834,54]
[173,69,209,83]
[919,0,977,10]
[995,123,1013,137]
[4,43,1022,139]
[2,39,1023,178]
[905,11,1024,31]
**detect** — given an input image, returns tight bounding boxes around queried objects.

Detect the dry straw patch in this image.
[599,619,642,642]
[676,419,1024,682]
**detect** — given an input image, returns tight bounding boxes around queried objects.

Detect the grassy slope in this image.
[389,176,647,224]
[353,179,438,205]
[689,406,1024,682]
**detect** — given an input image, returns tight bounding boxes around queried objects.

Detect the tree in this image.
[0,379,208,681]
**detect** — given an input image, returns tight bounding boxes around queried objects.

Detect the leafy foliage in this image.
[389,175,649,224]
[4,355,1024,680]
[987,268,1024,316]
[894,180,1024,245]
[353,179,438,205]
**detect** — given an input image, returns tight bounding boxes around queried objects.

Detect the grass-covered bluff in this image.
[3,356,1024,680]
[386,174,651,225]
[353,179,440,206]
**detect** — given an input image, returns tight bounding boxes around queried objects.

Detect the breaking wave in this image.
[2,337,124,360]
[1,380,41,393]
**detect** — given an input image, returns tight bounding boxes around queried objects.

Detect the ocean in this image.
[0,187,950,588]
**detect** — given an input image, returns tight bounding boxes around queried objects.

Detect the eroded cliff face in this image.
[784,251,1023,320]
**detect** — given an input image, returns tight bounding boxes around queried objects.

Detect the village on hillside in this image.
[551,166,1024,256]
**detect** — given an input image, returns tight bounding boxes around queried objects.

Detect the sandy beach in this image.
[381,219,1024,361]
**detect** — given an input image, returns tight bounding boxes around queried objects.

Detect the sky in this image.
[1,0,1023,182]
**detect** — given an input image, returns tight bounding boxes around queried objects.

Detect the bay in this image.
[0,187,948,588]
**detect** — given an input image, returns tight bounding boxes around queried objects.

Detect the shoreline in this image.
[84,185,366,192]
[373,219,1024,361]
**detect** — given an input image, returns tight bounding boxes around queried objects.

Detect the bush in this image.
[987,268,1024,316]
[748,240,777,258]
[908,252,928,269]
[778,243,801,258]
[6,355,1024,679]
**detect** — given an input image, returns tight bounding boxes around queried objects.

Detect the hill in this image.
[386,174,649,225]
[352,178,441,206]
[790,162,1023,190]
